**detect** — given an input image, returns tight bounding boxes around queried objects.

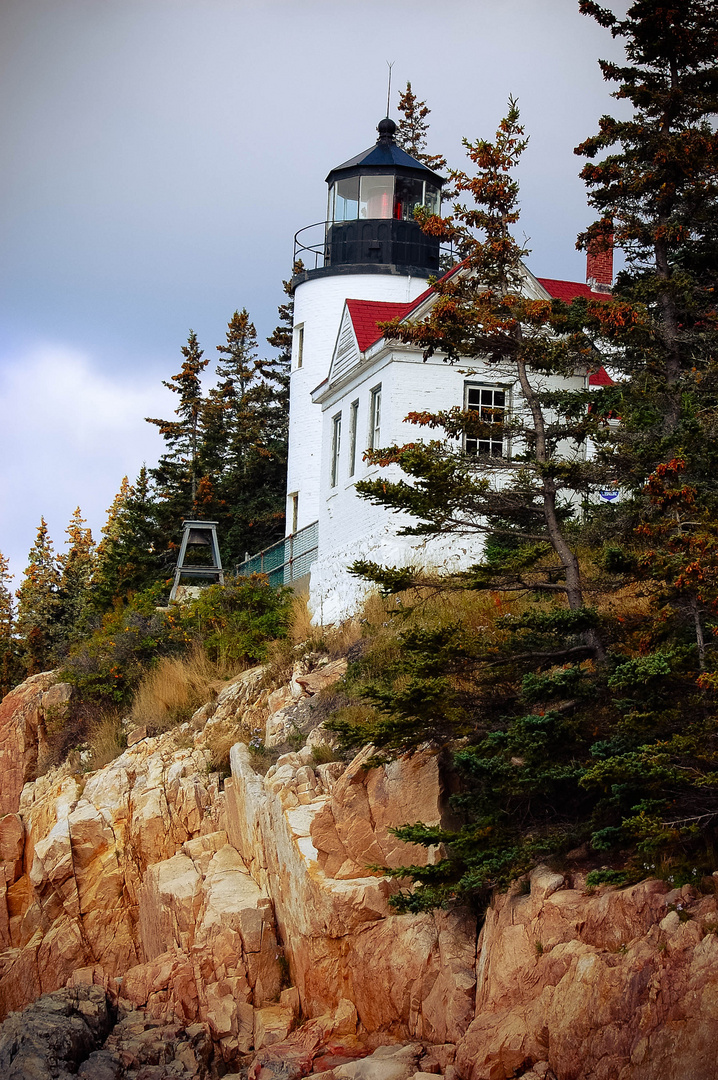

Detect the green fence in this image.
[235,520,319,587]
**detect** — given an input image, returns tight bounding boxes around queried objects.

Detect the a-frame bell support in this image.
[169,520,224,602]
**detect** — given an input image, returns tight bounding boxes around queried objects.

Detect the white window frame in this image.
[463,382,509,458]
[330,412,342,488]
[288,492,299,534]
[368,385,382,451]
[348,399,359,476]
[293,323,304,370]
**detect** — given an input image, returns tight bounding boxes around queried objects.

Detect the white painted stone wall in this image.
[286,272,430,533]
[309,346,587,623]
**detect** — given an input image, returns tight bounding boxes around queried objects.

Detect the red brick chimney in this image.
[586,236,613,294]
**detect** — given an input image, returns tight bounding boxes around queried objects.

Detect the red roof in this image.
[344,270,615,380]
[345,299,415,352]
[588,366,613,386]
[536,277,611,303]
[345,264,463,353]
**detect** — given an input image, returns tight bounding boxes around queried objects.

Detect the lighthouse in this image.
[285,118,445,538]
[270,116,610,624]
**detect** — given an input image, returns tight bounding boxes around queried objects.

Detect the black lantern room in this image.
[294,118,445,281]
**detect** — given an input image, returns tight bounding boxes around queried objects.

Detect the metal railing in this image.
[234,520,319,587]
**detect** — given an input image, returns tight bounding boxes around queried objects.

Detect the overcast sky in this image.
[0,0,628,584]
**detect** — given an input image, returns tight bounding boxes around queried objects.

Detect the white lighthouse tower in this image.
[285,118,445,538]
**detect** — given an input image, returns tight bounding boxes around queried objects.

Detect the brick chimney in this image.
[586,236,613,294]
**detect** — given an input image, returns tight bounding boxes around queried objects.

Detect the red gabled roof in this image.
[536,277,611,303]
[344,269,615,371]
[345,264,464,353]
[588,366,613,386]
[345,299,415,352]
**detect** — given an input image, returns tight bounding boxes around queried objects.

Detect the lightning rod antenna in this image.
[386,60,395,117]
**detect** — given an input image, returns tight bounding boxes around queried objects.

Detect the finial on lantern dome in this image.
[377,117,397,144]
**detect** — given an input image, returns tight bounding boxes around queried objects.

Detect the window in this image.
[393,176,425,220]
[464,384,507,457]
[332,177,360,221]
[359,176,394,219]
[349,399,359,476]
[368,385,382,450]
[331,413,342,488]
[289,492,298,534]
[294,324,304,369]
[423,183,440,216]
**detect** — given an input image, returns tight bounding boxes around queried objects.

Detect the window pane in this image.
[359,176,394,219]
[424,184,440,215]
[393,176,425,221]
[334,178,359,221]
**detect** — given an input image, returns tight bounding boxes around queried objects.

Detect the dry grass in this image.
[86,712,127,771]
[289,593,314,646]
[204,719,246,777]
[131,647,238,734]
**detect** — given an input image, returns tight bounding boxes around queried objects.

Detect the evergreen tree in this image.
[214,307,287,564]
[357,99,606,644]
[93,469,162,609]
[395,81,448,172]
[575,0,718,661]
[56,507,95,650]
[147,330,210,546]
[0,552,20,697]
[15,518,61,674]
[329,11,718,912]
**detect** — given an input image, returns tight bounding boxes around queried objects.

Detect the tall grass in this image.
[130,647,236,734]
[87,712,127,770]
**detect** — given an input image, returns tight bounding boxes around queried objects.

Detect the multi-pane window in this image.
[368,386,382,450]
[464,384,507,457]
[349,400,359,476]
[331,413,342,488]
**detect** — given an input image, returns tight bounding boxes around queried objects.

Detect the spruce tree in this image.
[0,552,20,697]
[214,307,287,564]
[331,12,718,911]
[15,518,61,674]
[93,469,162,609]
[575,0,718,664]
[147,329,210,549]
[56,507,95,650]
[357,99,606,639]
[395,82,448,172]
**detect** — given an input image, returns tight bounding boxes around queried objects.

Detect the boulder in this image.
[0,985,113,1080]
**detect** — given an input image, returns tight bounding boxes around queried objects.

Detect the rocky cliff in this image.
[1,663,717,1079]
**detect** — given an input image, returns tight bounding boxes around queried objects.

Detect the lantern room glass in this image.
[359,176,394,219]
[329,176,441,223]
[332,177,360,222]
[393,176,424,220]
